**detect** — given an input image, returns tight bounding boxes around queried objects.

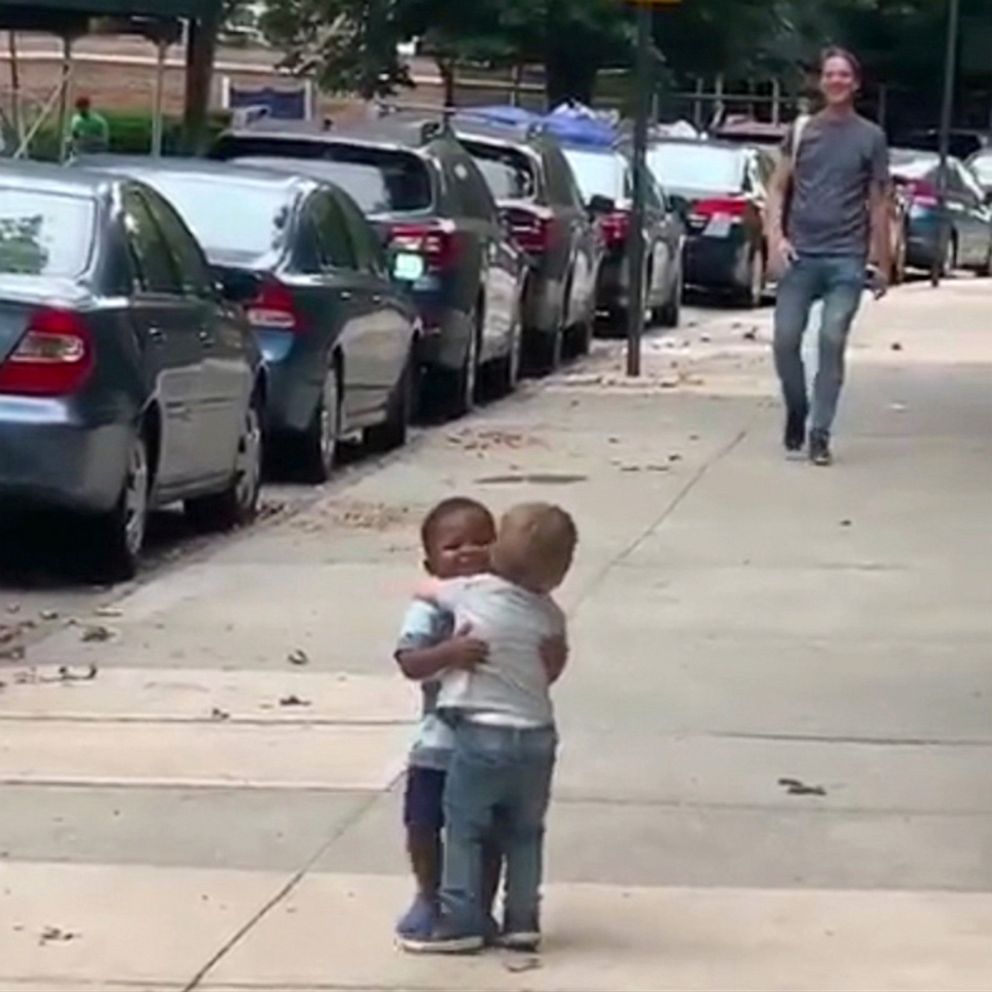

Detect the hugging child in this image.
[400,501,578,955]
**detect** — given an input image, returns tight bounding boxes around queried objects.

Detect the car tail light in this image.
[504,208,554,254]
[246,279,303,332]
[599,210,631,249]
[0,308,93,397]
[388,220,458,271]
[691,197,749,222]
[905,179,939,208]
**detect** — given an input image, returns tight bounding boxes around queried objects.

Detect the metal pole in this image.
[932,0,961,288]
[57,35,73,163]
[8,32,22,145]
[627,2,651,378]
[151,39,167,156]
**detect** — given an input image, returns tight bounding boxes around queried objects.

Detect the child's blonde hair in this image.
[491,502,577,593]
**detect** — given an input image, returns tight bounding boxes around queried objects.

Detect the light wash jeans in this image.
[773,253,866,436]
[440,720,557,936]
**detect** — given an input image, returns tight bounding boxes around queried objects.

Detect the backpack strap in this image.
[791,114,811,169]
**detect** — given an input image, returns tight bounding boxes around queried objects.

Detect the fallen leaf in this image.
[279,694,311,708]
[39,926,77,945]
[890,342,903,351]
[288,649,310,667]
[840,519,852,527]
[503,956,542,974]
[94,607,123,619]
[778,777,827,797]
[743,328,758,341]
[210,707,230,721]
[81,625,114,643]
[39,609,59,621]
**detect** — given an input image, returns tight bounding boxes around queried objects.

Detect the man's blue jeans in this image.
[773,253,866,436]
[440,720,557,936]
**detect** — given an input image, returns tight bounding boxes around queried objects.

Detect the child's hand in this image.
[441,624,489,671]
[414,576,443,602]
[540,635,569,684]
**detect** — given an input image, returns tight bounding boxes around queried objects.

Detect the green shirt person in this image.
[70,96,109,154]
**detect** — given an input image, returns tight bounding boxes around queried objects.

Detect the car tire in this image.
[940,235,958,277]
[657,261,683,328]
[493,314,522,396]
[91,431,150,583]
[571,311,594,357]
[365,350,415,451]
[739,250,764,308]
[186,398,263,531]
[298,362,340,483]
[528,326,563,377]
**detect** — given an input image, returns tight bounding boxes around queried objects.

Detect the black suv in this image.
[453,115,603,371]
[214,116,524,415]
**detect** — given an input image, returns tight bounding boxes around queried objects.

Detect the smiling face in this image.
[820,54,860,109]
[424,507,495,580]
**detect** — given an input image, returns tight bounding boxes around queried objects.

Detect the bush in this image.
[27,109,231,161]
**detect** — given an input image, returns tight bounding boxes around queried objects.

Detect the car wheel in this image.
[91,431,150,582]
[739,250,764,308]
[365,350,415,451]
[571,311,594,356]
[657,260,683,328]
[186,398,263,531]
[529,326,563,377]
[448,311,480,417]
[299,363,340,482]
[493,313,522,396]
[941,235,957,277]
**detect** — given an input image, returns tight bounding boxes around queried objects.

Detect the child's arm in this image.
[396,624,489,681]
[539,598,569,685]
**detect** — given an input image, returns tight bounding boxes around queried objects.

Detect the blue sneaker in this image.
[400,916,484,955]
[395,894,437,939]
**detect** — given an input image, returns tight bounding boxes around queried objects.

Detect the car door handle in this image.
[372,294,383,305]
[339,290,354,301]
[147,325,165,343]
[198,328,214,346]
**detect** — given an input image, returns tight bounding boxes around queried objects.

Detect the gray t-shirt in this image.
[433,573,565,728]
[785,113,889,257]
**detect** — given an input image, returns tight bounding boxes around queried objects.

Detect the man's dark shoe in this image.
[784,408,807,453]
[809,431,833,467]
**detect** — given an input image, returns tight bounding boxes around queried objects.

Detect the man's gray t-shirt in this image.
[785,113,889,257]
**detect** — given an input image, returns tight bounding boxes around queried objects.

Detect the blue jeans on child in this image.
[440,720,557,936]
[773,253,866,436]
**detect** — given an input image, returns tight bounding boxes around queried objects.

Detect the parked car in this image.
[890,148,992,275]
[79,157,421,481]
[561,142,683,331]
[966,148,992,198]
[453,113,603,370]
[213,115,524,414]
[647,138,773,306]
[0,163,265,579]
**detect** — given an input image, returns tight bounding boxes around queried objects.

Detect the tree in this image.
[262,0,412,99]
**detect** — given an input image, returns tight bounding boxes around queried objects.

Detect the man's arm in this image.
[867,128,892,296]
[766,152,795,274]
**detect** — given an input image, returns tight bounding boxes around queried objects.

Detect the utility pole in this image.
[627,0,680,378]
[932,0,961,288]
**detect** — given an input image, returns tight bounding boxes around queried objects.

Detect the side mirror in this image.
[587,194,616,217]
[214,268,261,304]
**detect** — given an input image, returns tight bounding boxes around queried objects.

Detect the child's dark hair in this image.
[820,46,862,82]
[420,496,494,550]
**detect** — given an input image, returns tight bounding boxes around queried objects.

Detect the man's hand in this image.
[440,624,488,671]
[867,264,889,300]
[540,635,569,685]
[769,235,797,278]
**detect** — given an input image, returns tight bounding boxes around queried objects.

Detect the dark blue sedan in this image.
[81,158,422,482]
[0,163,265,579]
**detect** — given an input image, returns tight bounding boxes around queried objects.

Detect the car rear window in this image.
[463,142,536,200]
[562,148,626,203]
[0,189,94,277]
[647,143,745,194]
[217,135,432,214]
[136,174,293,263]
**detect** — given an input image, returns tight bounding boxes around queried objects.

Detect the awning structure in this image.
[0,0,222,157]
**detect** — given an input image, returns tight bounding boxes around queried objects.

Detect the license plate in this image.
[392,252,426,281]
[704,216,733,238]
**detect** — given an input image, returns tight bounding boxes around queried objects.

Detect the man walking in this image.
[767,48,891,466]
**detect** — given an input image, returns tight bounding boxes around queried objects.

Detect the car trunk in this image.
[0,276,86,364]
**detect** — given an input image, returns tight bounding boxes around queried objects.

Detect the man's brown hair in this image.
[820,46,862,83]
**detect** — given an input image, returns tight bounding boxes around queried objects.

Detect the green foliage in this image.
[27,110,231,162]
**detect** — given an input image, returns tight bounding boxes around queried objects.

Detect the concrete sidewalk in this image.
[2,282,992,991]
